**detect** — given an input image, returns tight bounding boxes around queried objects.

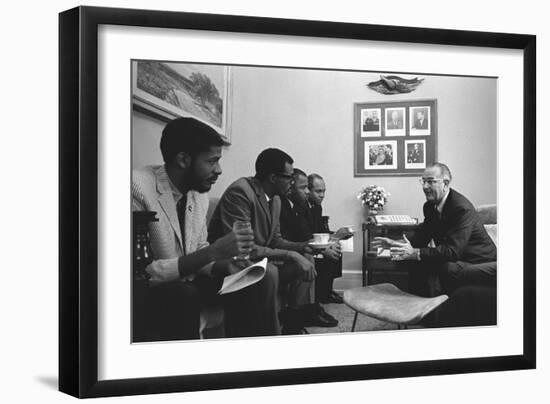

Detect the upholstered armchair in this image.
[476,204,497,246]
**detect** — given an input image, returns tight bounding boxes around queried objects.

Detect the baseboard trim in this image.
[334,270,363,291]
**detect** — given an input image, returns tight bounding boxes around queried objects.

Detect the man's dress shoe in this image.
[319,291,344,304]
[303,303,338,327]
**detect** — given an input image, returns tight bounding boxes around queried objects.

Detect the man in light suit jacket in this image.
[209,148,328,334]
[373,162,497,297]
[132,118,278,341]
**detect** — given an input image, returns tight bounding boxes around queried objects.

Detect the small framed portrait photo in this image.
[405,139,426,169]
[364,140,398,170]
[361,108,381,137]
[409,106,431,136]
[385,107,406,136]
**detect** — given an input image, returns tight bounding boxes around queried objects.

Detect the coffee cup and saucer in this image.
[308,233,333,249]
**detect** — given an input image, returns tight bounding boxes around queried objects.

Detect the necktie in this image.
[176,195,187,251]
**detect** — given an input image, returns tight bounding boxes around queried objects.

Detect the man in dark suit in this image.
[407,143,422,163]
[373,162,497,296]
[387,110,403,130]
[363,112,380,132]
[279,169,339,326]
[279,169,313,244]
[412,110,428,129]
[208,149,331,334]
[307,174,353,303]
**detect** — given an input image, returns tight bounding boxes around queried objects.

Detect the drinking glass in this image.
[232,220,252,260]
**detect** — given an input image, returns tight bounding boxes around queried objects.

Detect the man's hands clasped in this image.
[322,242,342,261]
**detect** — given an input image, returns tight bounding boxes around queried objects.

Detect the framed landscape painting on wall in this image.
[132,60,232,141]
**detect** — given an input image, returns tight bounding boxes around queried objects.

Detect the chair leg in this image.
[351,311,359,332]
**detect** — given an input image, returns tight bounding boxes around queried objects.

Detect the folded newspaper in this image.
[218,257,268,295]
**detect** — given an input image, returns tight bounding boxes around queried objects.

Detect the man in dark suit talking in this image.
[372,162,497,296]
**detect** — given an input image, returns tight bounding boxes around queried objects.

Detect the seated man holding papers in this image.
[132,118,278,341]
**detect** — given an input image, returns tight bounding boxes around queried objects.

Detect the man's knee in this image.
[440,261,460,276]
[265,262,279,281]
[440,261,497,290]
[259,263,279,295]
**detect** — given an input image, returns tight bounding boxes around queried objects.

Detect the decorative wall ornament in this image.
[367,75,424,94]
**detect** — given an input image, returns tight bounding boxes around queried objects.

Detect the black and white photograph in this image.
[363,140,398,169]
[405,139,426,169]
[410,106,431,136]
[361,108,381,137]
[131,61,496,344]
[385,107,406,136]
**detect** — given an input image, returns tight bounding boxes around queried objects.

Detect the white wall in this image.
[3,1,547,404]
[133,67,496,271]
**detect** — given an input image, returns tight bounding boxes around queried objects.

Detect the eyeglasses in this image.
[275,173,296,184]
[419,178,445,186]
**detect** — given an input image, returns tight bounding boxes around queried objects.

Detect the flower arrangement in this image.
[357,185,390,214]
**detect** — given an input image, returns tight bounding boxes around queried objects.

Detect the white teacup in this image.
[313,233,330,244]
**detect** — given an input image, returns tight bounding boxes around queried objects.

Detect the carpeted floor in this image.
[305,294,399,334]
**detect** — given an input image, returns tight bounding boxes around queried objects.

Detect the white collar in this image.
[436,189,450,213]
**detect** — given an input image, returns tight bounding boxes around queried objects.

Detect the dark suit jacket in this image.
[408,150,422,163]
[279,197,313,242]
[308,203,326,234]
[207,177,302,259]
[307,202,342,278]
[410,189,497,263]
[387,119,402,129]
[413,118,428,129]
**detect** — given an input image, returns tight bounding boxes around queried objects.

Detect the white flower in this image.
[359,185,389,211]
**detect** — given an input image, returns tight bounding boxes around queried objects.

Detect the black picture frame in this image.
[59,6,536,398]
[354,99,437,176]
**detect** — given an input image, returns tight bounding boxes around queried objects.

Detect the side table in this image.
[361,222,421,290]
